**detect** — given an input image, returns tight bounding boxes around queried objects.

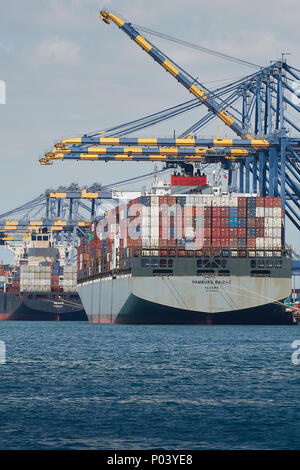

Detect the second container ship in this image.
[0,232,87,321]
[77,171,293,325]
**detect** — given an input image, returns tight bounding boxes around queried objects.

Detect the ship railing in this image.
[77,267,131,283]
[132,247,287,259]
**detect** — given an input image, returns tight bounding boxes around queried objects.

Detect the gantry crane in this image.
[40,10,300,233]
[0,173,161,245]
[0,184,111,245]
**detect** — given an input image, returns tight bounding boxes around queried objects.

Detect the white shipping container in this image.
[229,196,238,207]
[273,207,282,217]
[150,238,159,247]
[272,238,282,248]
[142,226,151,237]
[151,196,159,205]
[142,206,150,217]
[151,228,159,238]
[142,237,151,247]
[256,238,265,248]
[186,195,195,206]
[211,197,221,207]
[264,207,273,217]
[272,228,281,238]
[151,204,159,214]
[273,217,282,227]
[185,228,195,237]
[264,217,274,227]
[203,196,212,206]
[256,207,264,217]
[194,195,204,206]
[220,196,230,207]
[150,217,159,228]
[264,238,273,248]
[120,208,126,219]
[142,215,151,226]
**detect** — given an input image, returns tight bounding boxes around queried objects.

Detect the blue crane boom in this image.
[99,10,251,139]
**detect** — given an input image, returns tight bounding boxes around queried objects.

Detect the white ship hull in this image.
[77,274,292,324]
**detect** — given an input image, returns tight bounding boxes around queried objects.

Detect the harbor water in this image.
[0,322,299,450]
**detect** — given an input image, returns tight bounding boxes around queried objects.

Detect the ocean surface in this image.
[0,322,299,450]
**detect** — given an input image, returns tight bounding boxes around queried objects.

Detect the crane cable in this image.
[132,24,262,70]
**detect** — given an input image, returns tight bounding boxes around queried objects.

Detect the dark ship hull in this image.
[0,291,87,321]
[115,294,294,325]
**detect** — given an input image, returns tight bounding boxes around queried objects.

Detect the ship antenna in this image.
[154,165,159,183]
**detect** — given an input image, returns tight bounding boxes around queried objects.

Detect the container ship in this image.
[77,171,293,325]
[0,232,87,321]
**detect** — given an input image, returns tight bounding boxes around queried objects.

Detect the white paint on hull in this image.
[77,275,131,322]
[132,276,291,313]
[78,274,291,318]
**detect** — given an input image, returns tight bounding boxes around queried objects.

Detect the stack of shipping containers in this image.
[0,262,78,294]
[78,194,284,281]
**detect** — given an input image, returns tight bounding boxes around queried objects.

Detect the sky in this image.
[0,0,299,262]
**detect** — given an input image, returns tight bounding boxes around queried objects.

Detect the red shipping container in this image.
[238,208,247,217]
[264,198,271,207]
[159,196,168,204]
[204,227,211,237]
[247,218,256,227]
[220,228,229,238]
[220,238,229,247]
[247,238,256,248]
[255,217,265,228]
[204,207,212,216]
[203,217,212,227]
[220,217,229,227]
[212,228,221,238]
[203,238,211,247]
[212,217,221,227]
[195,206,204,217]
[212,207,221,217]
[238,197,247,207]
[167,196,176,206]
[265,197,281,208]
[229,227,238,237]
[229,238,238,248]
[221,207,230,217]
[256,197,265,207]
[212,238,221,247]
[274,197,282,207]
[237,227,246,237]
[256,228,264,237]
